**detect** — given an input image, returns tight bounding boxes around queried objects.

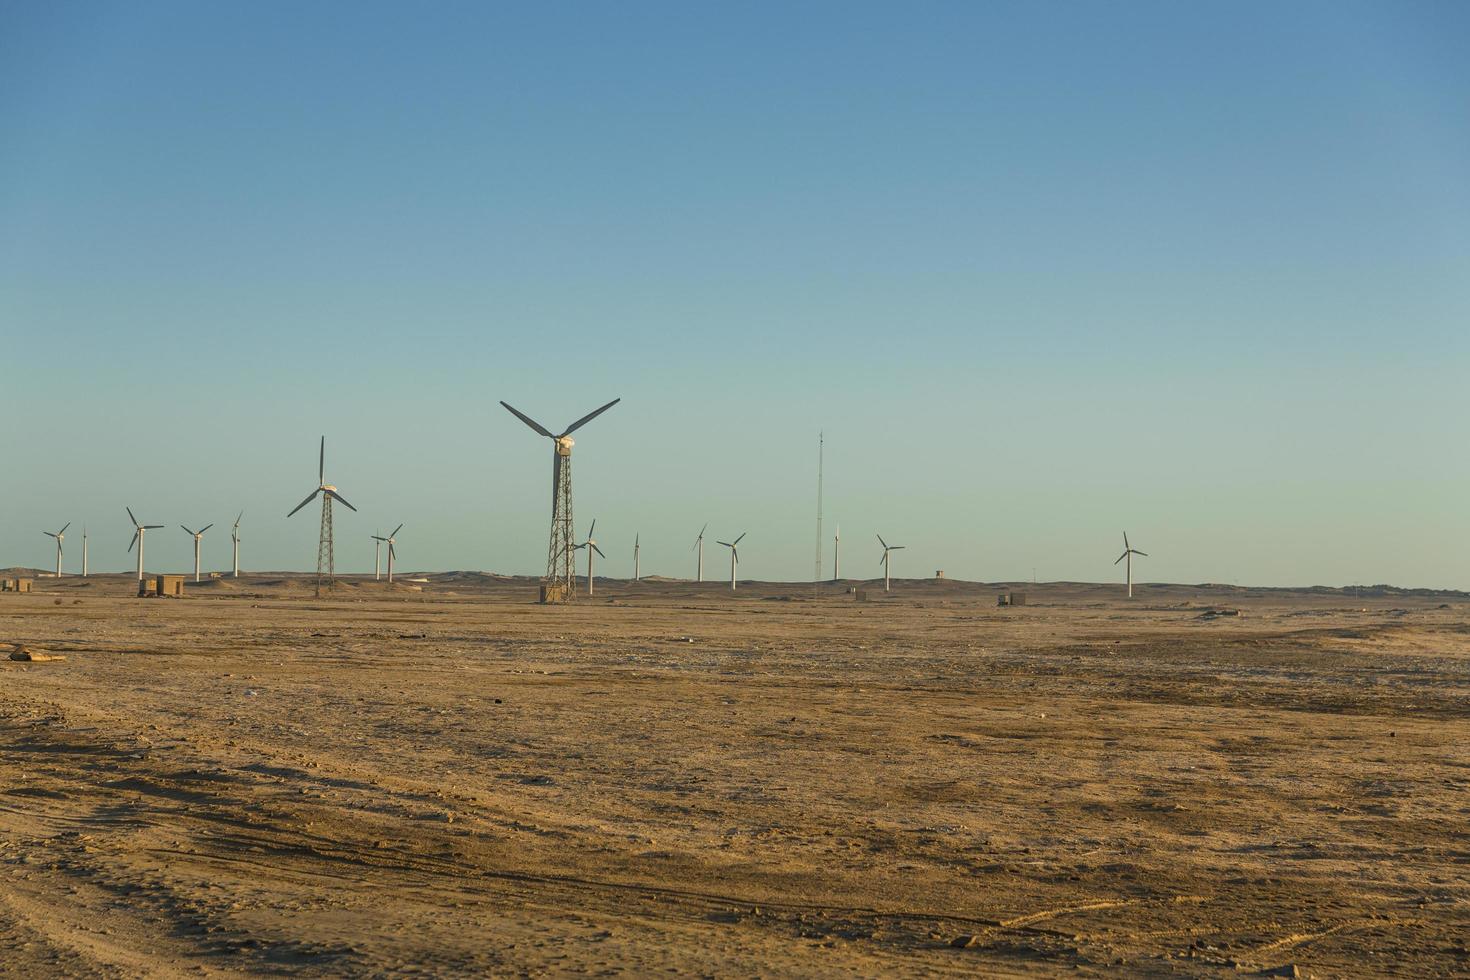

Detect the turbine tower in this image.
[633,533,641,583]
[288,436,357,596]
[833,524,840,581]
[574,520,605,595]
[126,507,164,581]
[42,522,69,578]
[717,532,745,590]
[501,398,619,600]
[372,524,403,583]
[877,533,905,592]
[1115,533,1148,598]
[231,512,242,577]
[372,530,383,580]
[692,523,707,582]
[180,523,214,582]
[82,524,88,578]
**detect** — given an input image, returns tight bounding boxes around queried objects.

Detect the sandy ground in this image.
[0,573,1466,977]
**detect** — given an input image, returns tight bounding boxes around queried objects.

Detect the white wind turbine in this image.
[877,533,904,592]
[230,512,243,577]
[717,532,745,590]
[372,530,383,580]
[633,533,641,583]
[82,524,88,578]
[1115,533,1148,598]
[692,523,707,582]
[42,522,70,578]
[126,507,164,581]
[832,524,840,581]
[181,523,214,582]
[574,520,605,595]
[372,524,403,583]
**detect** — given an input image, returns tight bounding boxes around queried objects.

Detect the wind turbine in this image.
[42,522,69,578]
[372,524,403,583]
[372,530,383,580]
[877,534,905,592]
[82,525,88,578]
[230,512,242,577]
[692,523,707,582]
[181,524,214,582]
[1115,533,1148,598]
[832,524,840,581]
[633,533,641,583]
[717,532,745,590]
[501,398,620,600]
[287,436,356,595]
[126,507,164,581]
[574,520,605,595]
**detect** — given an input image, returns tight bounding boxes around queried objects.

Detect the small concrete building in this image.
[2,578,33,593]
[140,575,185,598]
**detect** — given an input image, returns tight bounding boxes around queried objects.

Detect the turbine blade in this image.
[181,526,195,535]
[1123,532,1130,550]
[388,543,396,560]
[560,397,620,437]
[200,524,213,534]
[43,532,55,538]
[501,401,553,438]
[588,518,596,538]
[127,506,138,526]
[326,489,357,512]
[58,522,70,535]
[391,523,403,538]
[288,489,320,517]
[877,533,887,549]
[319,436,325,484]
[1134,550,1148,557]
[892,546,905,550]
[552,452,563,511]
[235,510,243,528]
[592,544,606,558]
[1114,552,1127,564]
[733,532,746,545]
[717,541,732,548]
[144,525,164,530]
[128,531,138,552]
[372,536,387,542]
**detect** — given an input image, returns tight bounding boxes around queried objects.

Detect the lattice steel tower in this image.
[501,398,620,601]
[288,437,357,597]
[548,436,576,593]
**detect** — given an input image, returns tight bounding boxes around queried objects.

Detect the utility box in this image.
[539,583,569,605]
[2,578,32,593]
[935,570,945,579]
[997,593,1011,606]
[1009,592,1026,606]
[855,589,869,602]
[138,578,158,597]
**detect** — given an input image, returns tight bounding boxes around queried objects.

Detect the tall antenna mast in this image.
[813,430,823,595]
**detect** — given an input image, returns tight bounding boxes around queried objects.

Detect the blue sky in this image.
[2,1,1467,587]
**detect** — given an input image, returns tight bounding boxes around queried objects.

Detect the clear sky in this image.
[2,1,1467,588]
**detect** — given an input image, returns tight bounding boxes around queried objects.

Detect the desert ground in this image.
[0,572,1466,977]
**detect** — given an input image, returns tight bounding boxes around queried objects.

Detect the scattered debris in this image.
[9,645,65,663]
